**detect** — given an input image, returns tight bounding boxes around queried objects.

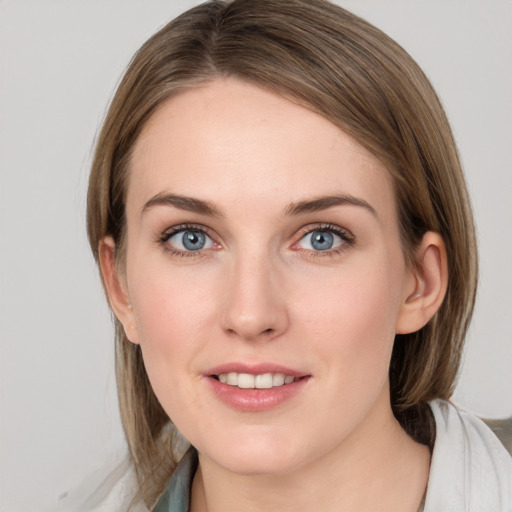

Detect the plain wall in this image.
[0,1,510,510]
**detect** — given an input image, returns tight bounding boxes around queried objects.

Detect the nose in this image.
[220,251,289,341]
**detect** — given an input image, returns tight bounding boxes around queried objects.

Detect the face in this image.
[111,78,420,476]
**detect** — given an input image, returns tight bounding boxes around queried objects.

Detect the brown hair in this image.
[87,0,477,505]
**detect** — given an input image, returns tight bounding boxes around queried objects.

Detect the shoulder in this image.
[482,415,512,455]
[424,399,512,511]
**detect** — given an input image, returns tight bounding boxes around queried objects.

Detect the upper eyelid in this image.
[161,223,213,238]
[159,224,218,252]
[296,223,354,240]
[158,224,218,257]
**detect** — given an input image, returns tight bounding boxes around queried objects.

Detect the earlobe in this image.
[98,237,140,344]
[396,232,448,334]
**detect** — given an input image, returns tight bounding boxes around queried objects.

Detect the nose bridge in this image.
[221,246,288,340]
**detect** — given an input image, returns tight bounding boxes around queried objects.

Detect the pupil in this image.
[311,231,333,250]
[182,231,205,250]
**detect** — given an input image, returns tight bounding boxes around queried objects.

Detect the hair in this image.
[87,0,477,505]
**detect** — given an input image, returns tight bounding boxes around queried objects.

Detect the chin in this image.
[213,452,304,477]
[195,428,316,477]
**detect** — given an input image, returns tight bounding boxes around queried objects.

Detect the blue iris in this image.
[181,231,206,251]
[310,231,334,251]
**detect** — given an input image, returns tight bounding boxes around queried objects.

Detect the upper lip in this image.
[206,362,309,378]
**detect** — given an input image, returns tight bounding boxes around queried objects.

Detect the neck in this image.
[190,397,430,512]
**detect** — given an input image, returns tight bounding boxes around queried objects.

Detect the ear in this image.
[395,231,448,334]
[98,237,140,344]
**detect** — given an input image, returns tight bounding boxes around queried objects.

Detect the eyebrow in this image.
[285,194,377,217]
[142,193,223,217]
[141,192,377,218]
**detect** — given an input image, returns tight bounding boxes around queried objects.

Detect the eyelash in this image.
[293,223,355,258]
[158,223,216,258]
[157,223,355,258]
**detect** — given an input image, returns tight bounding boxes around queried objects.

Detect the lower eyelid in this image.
[157,224,218,254]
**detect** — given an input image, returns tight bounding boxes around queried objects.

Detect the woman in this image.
[86,0,512,510]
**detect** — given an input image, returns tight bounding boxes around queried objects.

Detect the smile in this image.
[206,366,310,411]
[214,372,298,389]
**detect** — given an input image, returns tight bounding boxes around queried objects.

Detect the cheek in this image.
[127,262,218,385]
[295,256,405,379]
[128,270,220,426]
[300,259,403,336]
[131,258,214,330]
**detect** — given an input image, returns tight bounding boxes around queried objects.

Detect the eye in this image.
[296,226,352,253]
[161,226,215,253]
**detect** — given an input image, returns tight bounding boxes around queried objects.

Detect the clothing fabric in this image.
[424,400,512,511]
[151,400,512,512]
[152,449,198,512]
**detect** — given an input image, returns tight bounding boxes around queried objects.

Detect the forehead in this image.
[128,78,395,219]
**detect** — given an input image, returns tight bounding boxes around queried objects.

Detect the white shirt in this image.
[424,399,512,511]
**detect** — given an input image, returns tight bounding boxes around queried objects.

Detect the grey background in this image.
[0,1,511,510]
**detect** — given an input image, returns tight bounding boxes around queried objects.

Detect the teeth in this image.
[255,373,272,389]
[272,373,285,386]
[216,372,298,389]
[238,373,255,389]
[227,372,238,386]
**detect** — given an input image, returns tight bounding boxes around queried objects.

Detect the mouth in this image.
[211,372,303,389]
[206,365,311,411]
[205,363,310,411]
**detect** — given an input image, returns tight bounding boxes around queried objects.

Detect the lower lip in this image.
[206,376,310,412]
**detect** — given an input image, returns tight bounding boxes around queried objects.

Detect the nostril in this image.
[225,327,275,338]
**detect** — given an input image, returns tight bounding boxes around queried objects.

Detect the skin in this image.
[100,78,448,512]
